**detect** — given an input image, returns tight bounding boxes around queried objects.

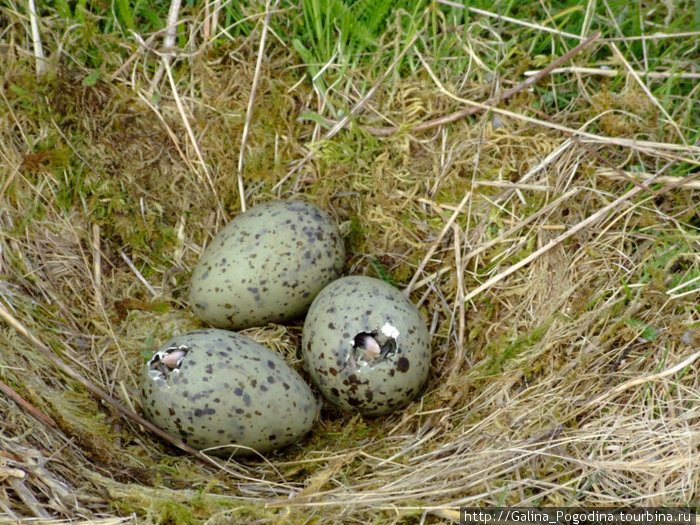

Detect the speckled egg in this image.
[302,276,431,415]
[189,200,345,329]
[140,329,319,456]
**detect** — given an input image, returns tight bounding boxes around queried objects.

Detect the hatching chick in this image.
[354,333,382,361]
[160,348,187,369]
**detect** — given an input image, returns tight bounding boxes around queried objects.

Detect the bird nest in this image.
[1,2,698,523]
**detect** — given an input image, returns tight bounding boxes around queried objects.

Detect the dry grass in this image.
[1,1,699,523]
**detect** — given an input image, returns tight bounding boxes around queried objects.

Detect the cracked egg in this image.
[140,329,319,456]
[302,276,431,415]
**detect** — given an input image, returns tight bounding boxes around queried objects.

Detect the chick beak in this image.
[359,335,382,360]
[161,349,187,369]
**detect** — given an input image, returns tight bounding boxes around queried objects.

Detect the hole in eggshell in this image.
[149,344,190,378]
[349,330,398,368]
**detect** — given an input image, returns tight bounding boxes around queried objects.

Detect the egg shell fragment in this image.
[140,329,319,456]
[302,276,431,415]
[190,200,345,329]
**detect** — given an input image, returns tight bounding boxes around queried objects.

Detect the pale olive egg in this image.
[140,329,319,456]
[302,276,431,415]
[189,200,345,330]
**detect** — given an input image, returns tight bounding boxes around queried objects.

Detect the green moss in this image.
[369,257,400,287]
[153,500,202,524]
[485,322,550,374]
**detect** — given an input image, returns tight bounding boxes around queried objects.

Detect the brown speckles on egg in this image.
[396,357,410,373]
[140,329,319,457]
[189,200,345,330]
[302,276,431,416]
